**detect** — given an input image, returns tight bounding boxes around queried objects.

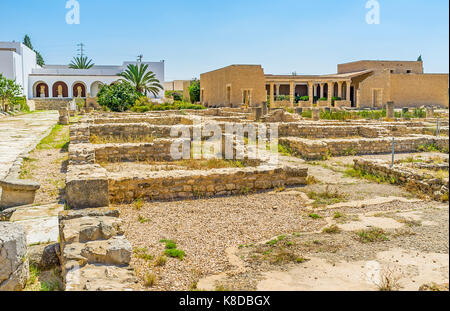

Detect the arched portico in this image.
[34,81,49,98]
[52,81,69,98]
[90,81,104,97]
[72,82,87,98]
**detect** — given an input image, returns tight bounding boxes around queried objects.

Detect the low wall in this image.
[93,116,193,125]
[33,98,72,110]
[94,140,177,163]
[354,159,449,201]
[108,165,308,203]
[280,136,449,160]
[65,163,308,207]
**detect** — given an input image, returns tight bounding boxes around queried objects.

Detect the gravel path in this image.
[117,191,325,290]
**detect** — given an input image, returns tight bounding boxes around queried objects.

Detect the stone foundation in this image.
[108,165,307,203]
[280,136,449,160]
[354,159,449,201]
[58,208,139,291]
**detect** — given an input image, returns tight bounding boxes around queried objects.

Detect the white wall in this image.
[0,51,15,80]
[1,41,166,99]
[28,76,122,98]
[0,42,38,98]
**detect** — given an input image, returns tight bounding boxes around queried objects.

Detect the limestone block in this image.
[311,108,320,121]
[65,165,109,209]
[65,264,138,291]
[0,179,40,209]
[59,215,124,246]
[386,101,395,119]
[0,222,29,291]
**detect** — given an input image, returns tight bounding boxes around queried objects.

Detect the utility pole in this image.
[77,43,85,58]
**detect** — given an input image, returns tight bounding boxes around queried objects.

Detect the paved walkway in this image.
[0,111,58,179]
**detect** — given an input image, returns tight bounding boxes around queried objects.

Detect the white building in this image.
[0,42,165,100]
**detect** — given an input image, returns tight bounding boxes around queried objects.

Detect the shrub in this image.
[318,97,327,101]
[299,96,309,101]
[97,81,141,112]
[188,79,200,103]
[165,90,183,101]
[131,97,205,112]
[11,96,29,111]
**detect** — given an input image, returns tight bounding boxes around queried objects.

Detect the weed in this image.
[374,267,402,291]
[322,224,341,234]
[308,213,323,219]
[144,272,156,287]
[137,215,151,224]
[155,255,167,267]
[165,248,185,260]
[40,281,60,291]
[134,198,143,210]
[134,247,154,261]
[307,186,346,207]
[356,228,389,243]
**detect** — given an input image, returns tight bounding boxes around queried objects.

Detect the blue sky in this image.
[0,0,448,80]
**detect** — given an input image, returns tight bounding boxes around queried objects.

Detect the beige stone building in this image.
[199,60,448,109]
[164,80,192,101]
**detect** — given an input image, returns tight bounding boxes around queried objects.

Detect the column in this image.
[269,83,274,106]
[275,84,280,96]
[289,81,295,107]
[320,83,325,98]
[346,81,351,101]
[308,82,314,104]
[337,81,343,98]
[327,81,333,105]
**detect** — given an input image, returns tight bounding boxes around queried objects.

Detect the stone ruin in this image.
[1,104,448,291]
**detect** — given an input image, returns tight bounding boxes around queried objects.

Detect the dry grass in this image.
[374,266,402,291]
[89,134,156,144]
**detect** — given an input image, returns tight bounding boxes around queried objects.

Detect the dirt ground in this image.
[119,151,449,291]
[20,124,69,205]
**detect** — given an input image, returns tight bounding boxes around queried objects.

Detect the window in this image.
[406,70,412,73]
[390,70,394,73]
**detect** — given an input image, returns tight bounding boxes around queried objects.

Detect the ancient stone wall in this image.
[280,136,449,160]
[354,159,449,201]
[108,166,308,203]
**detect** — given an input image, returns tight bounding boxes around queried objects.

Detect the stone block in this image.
[386,101,395,119]
[0,179,40,209]
[65,165,109,209]
[0,222,29,291]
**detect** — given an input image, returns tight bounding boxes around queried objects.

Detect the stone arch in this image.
[52,81,69,98]
[72,82,87,98]
[90,81,104,97]
[34,81,49,98]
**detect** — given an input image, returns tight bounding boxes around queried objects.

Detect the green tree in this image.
[97,81,140,112]
[69,56,95,69]
[118,63,163,97]
[23,35,45,66]
[188,79,200,103]
[0,74,23,111]
[417,55,423,62]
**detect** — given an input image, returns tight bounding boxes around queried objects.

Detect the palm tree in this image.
[69,56,94,69]
[118,63,163,97]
